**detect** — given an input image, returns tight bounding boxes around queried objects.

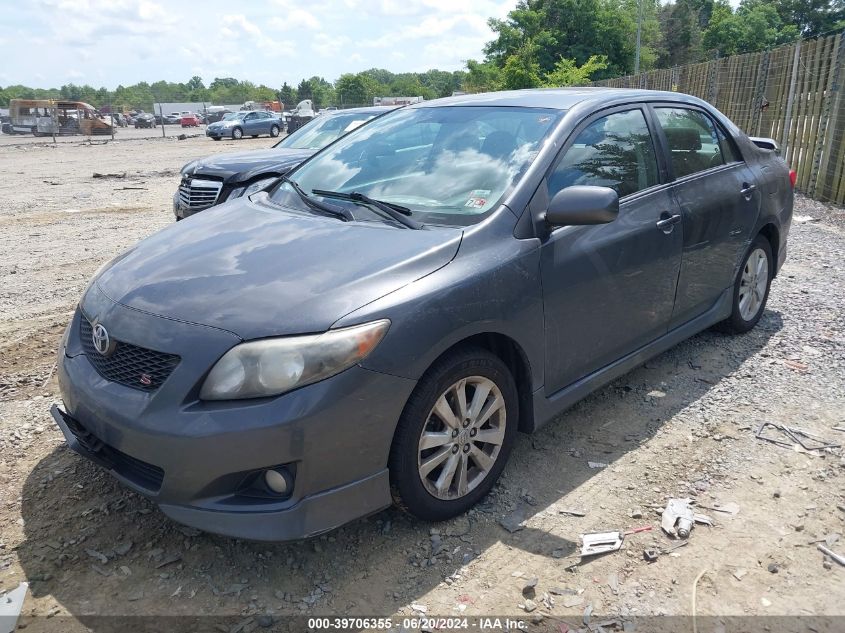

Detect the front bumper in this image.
[54,292,416,540]
[206,127,230,138]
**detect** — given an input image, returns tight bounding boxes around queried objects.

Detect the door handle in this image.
[656,213,682,233]
[740,183,757,199]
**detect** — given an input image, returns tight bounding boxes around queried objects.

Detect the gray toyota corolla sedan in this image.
[52,88,793,541]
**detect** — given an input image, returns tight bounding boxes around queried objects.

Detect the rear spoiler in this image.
[749,136,778,152]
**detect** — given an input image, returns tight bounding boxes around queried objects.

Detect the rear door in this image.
[539,105,683,395]
[650,105,761,327]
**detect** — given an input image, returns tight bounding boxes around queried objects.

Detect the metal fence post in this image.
[753,50,770,137]
[810,33,845,199]
[780,41,801,151]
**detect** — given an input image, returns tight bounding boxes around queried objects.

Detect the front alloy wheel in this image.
[390,348,517,521]
[418,377,506,500]
[232,127,243,140]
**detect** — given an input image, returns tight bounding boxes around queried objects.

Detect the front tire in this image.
[716,234,773,334]
[389,348,518,522]
[232,127,243,140]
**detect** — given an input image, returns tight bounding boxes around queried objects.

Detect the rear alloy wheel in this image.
[716,234,773,334]
[389,348,517,521]
[232,127,243,140]
[270,125,280,137]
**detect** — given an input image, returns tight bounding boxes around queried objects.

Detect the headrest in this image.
[664,127,702,151]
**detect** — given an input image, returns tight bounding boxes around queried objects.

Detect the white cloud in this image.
[268,9,320,31]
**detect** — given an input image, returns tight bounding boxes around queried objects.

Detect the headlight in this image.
[180,160,197,176]
[199,319,390,400]
[229,176,278,200]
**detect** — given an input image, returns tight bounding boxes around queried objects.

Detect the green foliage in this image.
[482,0,660,79]
[463,60,503,93]
[544,55,609,86]
[501,40,543,89]
[703,0,800,55]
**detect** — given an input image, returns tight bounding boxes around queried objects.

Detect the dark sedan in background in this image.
[133,113,156,128]
[174,106,393,220]
[53,89,793,541]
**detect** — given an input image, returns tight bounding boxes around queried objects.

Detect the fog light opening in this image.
[263,468,292,495]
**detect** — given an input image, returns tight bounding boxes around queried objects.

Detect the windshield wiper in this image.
[280,176,353,222]
[311,189,423,230]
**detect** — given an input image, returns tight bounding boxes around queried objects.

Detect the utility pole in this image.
[634,0,643,76]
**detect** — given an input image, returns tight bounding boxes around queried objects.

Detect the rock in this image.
[767,563,779,574]
[521,577,538,596]
[85,549,108,564]
[445,516,471,536]
[256,615,273,628]
[522,599,537,612]
[156,553,182,568]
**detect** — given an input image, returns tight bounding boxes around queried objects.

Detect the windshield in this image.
[270,106,561,226]
[276,110,380,150]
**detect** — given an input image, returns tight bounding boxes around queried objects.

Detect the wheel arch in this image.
[757,223,780,276]
[417,332,535,435]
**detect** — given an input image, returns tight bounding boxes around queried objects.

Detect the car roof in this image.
[413,87,706,111]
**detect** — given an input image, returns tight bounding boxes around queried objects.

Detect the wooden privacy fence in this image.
[591,32,845,205]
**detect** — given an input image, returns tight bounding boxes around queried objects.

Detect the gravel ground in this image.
[0,135,843,632]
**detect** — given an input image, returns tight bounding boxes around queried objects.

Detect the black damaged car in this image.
[174,106,395,220]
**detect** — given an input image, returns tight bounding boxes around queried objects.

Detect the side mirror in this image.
[545,185,619,227]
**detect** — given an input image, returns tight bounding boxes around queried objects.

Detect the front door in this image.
[539,106,683,395]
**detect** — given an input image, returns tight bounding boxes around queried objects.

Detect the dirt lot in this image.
[0,133,844,632]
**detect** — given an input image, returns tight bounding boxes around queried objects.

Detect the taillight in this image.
[789,169,797,188]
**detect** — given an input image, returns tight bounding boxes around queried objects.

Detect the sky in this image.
[0,0,518,89]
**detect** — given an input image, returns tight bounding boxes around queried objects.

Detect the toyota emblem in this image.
[91,323,112,356]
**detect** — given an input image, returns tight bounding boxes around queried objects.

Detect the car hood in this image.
[94,198,462,340]
[185,148,315,184]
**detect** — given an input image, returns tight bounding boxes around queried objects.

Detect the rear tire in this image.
[715,234,773,334]
[270,125,280,137]
[389,347,518,522]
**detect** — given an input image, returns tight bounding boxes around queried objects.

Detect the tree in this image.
[279,82,297,108]
[463,60,503,93]
[773,0,844,37]
[335,73,377,106]
[296,79,313,102]
[501,40,543,89]
[703,0,799,56]
[544,54,609,86]
[483,0,646,78]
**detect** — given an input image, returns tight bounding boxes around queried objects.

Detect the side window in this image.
[655,107,726,178]
[715,122,741,163]
[548,109,658,199]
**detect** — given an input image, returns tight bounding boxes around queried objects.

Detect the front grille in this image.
[79,317,180,392]
[178,177,223,210]
[63,413,164,492]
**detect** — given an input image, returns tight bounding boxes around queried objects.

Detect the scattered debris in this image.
[155,553,182,569]
[499,503,530,533]
[587,461,608,469]
[643,540,689,562]
[767,563,780,574]
[755,422,840,453]
[558,508,587,517]
[92,172,126,179]
[732,568,747,581]
[0,582,28,633]
[580,532,624,557]
[817,544,845,568]
[661,498,713,539]
[697,501,740,516]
